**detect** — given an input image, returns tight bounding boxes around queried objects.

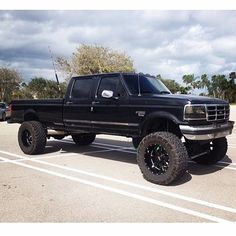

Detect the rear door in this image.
[63,76,95,132]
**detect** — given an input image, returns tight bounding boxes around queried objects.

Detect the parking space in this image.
[0,107,236,222]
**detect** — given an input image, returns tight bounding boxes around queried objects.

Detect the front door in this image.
[91,74,138,135]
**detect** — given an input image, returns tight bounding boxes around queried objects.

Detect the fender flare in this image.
[140,111,181,136]
[24,109,38,121]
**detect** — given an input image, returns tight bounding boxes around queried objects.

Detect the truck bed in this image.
[9,99,64,128]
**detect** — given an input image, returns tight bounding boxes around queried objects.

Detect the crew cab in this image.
[8,73,234,185]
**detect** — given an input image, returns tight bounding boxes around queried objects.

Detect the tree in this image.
[199,74,210,92]
[160,78,180,94]
[0,67,22,103]
[26,77,67,99]
[182,74,201,93]
[158,75,190,94]
[57,44,135,80]
[12,82,33,100]
[210,75,228,100]
[28,77,48,99]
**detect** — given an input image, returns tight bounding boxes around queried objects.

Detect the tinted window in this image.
[98,76,127,99]
[71,78,92,99]
[123,74,171,95]
[98,76,118,98]
[116,80,127,98]
[123,75,138,94]
[0,103,5,108]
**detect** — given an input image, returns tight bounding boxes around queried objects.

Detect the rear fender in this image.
[24,109,39,121]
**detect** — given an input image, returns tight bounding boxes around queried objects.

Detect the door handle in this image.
[66,101,73,105]
[92,101,100,105]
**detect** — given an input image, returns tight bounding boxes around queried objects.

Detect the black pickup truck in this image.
[8,73,234,185]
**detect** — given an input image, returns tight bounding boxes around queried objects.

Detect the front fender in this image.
[140,111,181,136]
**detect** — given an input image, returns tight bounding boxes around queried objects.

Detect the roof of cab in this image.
[71,72,137,79]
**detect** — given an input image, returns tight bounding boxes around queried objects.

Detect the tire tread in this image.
[137,132,188,185]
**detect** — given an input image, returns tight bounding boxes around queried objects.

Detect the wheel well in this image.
[24,112,39,121]
[143,118,182,138]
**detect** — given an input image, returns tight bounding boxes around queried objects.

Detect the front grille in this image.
[206,104,230,121]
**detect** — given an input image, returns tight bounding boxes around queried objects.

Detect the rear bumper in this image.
[180,121,234,141]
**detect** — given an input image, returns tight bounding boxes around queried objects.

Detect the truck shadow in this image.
[170,156,232,186]
[188,155,232,175]
[44,138,232,186]
[45,138,137,164]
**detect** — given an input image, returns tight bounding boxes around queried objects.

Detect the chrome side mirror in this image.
[101,90,114,99]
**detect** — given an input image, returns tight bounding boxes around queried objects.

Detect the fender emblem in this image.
[136,111,146,117]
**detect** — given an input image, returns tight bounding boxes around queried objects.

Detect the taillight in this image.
[9,104,12,114]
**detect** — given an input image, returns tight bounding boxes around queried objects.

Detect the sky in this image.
[0,10,236,83]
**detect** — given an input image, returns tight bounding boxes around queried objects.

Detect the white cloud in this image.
[0,10,236,83]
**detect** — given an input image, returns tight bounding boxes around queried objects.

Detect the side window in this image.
[97,76,127,99]
[97,76,118,99]
[123,75,138,94]
[116,80,127,98]
[71,78,92,99]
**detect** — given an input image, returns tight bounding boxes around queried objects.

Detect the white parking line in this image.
[1,150,236,215]
[0,154,231,223]
[82,148,121,155]
[94,142,135,150]
[229,144,236,147]
[36,152,78,159]
[218,161,236,166]
[214,165,236,171]
[188,161,236,171]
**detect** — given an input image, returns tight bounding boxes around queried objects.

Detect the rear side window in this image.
[71,78,93,99]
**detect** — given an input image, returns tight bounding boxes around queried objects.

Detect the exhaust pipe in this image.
[47,129,68,136]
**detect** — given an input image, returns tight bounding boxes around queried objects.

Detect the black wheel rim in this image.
[144,144,169,175]
[22,130,33,147]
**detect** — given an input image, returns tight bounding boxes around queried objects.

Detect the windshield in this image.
[123,74,171,95]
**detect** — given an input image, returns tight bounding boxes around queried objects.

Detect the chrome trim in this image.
[182,130,232,141]
[69,79,76,99]
[180,122,231,132]
[91,120,138,127]
[64,119,139,127]
[53,122,64,126]
[183,103,230,121]
[180,121,234,140]
[205,104,229,121]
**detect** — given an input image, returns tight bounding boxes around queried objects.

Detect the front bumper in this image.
[180,121,234,141]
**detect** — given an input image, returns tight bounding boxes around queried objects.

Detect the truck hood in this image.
[162,94,228,105]
[134,94,228,106]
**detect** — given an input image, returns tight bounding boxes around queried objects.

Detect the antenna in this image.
[138,73,141,96]
[48,45,61,92]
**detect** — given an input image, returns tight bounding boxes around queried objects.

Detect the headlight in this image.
[184,105,206,120]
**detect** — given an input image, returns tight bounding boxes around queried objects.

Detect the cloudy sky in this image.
[0,10,236,83]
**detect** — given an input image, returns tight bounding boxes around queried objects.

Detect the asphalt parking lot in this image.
[1,107,236,223]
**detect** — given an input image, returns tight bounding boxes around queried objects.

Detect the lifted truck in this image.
[8,73,234,185]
